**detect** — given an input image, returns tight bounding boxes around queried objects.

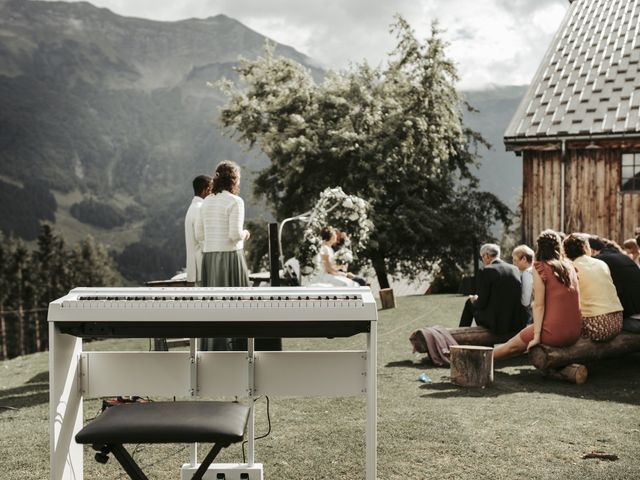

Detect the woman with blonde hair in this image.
[493,230,582,360]
[563,233,623,341]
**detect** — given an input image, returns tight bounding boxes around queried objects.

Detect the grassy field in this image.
[1,294,639,479]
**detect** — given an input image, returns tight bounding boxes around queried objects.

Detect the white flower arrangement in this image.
[299,187,373,274]
[334,247,354,265]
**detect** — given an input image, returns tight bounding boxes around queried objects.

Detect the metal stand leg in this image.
[109,444,150,480]
[49,323,84,480]
[366,324,377,480]
[190,443,226,480]
[247,337,255,467]
[189,337,198,466]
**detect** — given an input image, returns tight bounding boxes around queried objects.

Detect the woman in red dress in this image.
[493,230,582,360]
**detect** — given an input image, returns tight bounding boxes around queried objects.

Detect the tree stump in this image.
[450,345,494,387]
[379,288,395,309]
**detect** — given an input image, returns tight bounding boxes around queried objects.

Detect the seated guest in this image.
[622,238,640,267]
[511,244,535,324]
[494,230,581,360]
[563,234,623,342]
[332,229,367,286]
[459,243,525,334]
[311,226,360,287]
[589,235,640,333]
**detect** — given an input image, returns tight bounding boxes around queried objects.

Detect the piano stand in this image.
[49,286,377,480]
[75,401,251,480]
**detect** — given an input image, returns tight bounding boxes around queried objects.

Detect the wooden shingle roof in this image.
[504,0,640,146]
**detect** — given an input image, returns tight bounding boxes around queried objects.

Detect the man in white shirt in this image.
[184,175,211,285]
[512,244,534,325]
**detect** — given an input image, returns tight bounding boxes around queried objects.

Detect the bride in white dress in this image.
[311,226,360,287]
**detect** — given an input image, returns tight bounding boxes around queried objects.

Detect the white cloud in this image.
[44,0,569,89]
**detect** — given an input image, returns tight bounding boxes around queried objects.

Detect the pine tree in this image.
[5,236,30,356]
[0,235,8,359]
[68,235,119,288]
[30,225,70,351]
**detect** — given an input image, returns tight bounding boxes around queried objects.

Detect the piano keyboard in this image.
[49,287,377,338]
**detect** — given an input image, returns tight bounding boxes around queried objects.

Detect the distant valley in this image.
[0,0,527,282]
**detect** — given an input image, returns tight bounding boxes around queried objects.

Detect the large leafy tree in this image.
[220,17,509,288]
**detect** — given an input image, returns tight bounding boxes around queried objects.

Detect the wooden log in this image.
[543,363,588,384]
[449,345,494,387]
[447,326,512,346]
[529,332,640,371]
[379,288,395,309]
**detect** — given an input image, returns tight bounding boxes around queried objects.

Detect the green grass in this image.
[1,294,639,479]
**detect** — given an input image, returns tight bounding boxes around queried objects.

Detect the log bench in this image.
[448,326,640,383]
[75,401,250,480]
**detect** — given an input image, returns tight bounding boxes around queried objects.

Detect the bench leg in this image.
[109,444,150,480]
[94,441,228,480]
[191,442,227,480]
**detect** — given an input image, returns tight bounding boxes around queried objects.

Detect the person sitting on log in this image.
[511,244,535,325]
[622,238,640,267]
[459,243,526,334]
[563,233,623,342]
[493,230,582,360]
[588,235,640,333]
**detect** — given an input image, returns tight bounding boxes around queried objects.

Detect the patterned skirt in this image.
[581,311,623,342]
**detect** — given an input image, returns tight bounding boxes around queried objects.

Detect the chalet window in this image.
[621,153,640,192]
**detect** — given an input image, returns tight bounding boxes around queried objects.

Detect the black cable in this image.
[130,443,143,461]
[136,444,188,472]
[242,395,272,463]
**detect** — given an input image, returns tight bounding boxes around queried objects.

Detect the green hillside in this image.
[0,0,320,282]
[0,0,526,282]
[463,86,528,209]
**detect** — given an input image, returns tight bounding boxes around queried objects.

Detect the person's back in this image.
[474,259,525,334]
[596,247,640,318]
[512,244,534,324]
[534,260,581,346]
[185,175,211,284]
[200,190,247,252]
[573,255,622,317]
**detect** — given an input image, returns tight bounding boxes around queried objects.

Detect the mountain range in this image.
[0,0,527,282]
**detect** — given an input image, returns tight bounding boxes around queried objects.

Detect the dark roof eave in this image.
[504,131,640,151]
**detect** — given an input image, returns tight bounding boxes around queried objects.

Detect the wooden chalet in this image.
[504,0,640,245]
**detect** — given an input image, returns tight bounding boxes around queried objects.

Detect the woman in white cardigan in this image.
[196,160,251,287]
[196,160,251,350]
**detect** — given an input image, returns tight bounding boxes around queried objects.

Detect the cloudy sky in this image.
[52,0,569,90]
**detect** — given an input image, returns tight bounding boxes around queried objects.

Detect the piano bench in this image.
[75,401,250,480]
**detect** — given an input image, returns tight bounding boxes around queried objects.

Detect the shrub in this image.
[70,198,126,229]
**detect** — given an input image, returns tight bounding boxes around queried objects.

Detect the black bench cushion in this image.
[75,401,250,445]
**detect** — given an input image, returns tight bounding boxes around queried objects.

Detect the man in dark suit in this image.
[588,236,640,332]
[459,243,526,334]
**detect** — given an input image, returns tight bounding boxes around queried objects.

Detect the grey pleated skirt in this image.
[200,250,250,351]
[201,250,250,287]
